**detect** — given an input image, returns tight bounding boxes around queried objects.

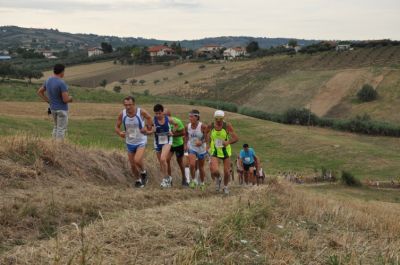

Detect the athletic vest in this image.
[122,108,147,145]
[154,116,171,146]
[187,121,206,154]
[210,122,231,158]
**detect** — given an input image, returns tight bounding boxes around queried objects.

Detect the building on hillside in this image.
[223,47,247,59]
[148,45,175,57]
[283,44,302,52]
[42,50,54,58]
[336,44,352,51]
[0,50,9,55]
[196,44,224,59]
[88,47,104,57]
[0,55,11,61]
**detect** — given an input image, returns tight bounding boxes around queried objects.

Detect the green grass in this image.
[2,111,399,180]
[304,184,400,204]
[0,81,186,104]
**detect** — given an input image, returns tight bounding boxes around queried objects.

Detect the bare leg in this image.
[198,158,206,183]
[223,158,231,187]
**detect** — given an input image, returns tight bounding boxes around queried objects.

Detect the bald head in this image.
[164,108,171,117]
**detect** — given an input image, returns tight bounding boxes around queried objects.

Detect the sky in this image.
[0,0,399,40]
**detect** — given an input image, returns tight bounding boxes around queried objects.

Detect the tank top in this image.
[154,115,171,145]
[122,108,147,145]
[187,122,206,154]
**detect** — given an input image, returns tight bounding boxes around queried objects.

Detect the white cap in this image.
[214,110,225,118]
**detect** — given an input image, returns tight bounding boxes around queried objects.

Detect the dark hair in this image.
[153,104,164,112]
[190,109,200,120]
[123,96,135,103]
[243,143,249,148]
[53,64,65,75]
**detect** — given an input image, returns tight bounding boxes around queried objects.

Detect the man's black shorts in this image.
[243,162,255,171]
[170,144,184,158]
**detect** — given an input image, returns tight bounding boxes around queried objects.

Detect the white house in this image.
[223,47,247,59]
[148,45,175,57]
[42,50,54,58]
[336,44,352,51]
[88,47,104,57]
[197,44,223,53]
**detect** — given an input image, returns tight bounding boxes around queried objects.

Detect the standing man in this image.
[207,110,239,195]
[239,143,259,185]
[37,64,72,141]
[185,109,209,190]
[165,109,187,187]
[115,96,153,188]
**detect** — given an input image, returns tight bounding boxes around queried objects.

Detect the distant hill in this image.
[0,25,318,51]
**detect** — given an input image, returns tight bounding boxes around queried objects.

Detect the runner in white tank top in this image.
[115,96,153,188]
[184,109,209,190]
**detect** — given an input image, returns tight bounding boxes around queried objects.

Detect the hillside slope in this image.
[1,137,399,264]
[111,46,400,122]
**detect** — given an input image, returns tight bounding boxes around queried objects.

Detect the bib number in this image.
[215,139,224,148]
[158,135,169,145]
[244,157,251,163]
[127,128,138,139]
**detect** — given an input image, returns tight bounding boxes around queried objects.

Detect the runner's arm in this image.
[226,123,239,145]
[184,126,189,151]
[115,112,125,138]
[202,123,209,150]
[37,86,49,103]
[61,91,73,103]
[140,108,154,134]
[206,124,212,151]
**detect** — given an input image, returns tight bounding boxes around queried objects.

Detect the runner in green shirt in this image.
[165,109,187,186]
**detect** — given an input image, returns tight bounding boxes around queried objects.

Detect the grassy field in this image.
[1,101,400,263]
[40,60,166,88]
[1,101,399,180]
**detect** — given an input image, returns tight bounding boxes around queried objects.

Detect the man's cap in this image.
[214,110,225,118]
[189,109,200,116]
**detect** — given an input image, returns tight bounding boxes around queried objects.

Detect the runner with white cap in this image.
[207,110,239,195]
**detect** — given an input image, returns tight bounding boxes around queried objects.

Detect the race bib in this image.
[215,139,224,148]
[244,157,251,163]
[127,128,138,139]
[158,134,169,145]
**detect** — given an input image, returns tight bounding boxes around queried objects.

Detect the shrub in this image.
[357,84,378,102]
[139,80,146,85]
[184,80,189,84]
[177,72,184,76]
[153,79,160,85]
[199,64,206,69]
[99,79,107,87]
[341,171,361,187]
[144,89,150,96]
[282,108,318,125]
[129,79,137,86]
[119,79,127,84]
[163,77,168,81]
[113,86,122,93]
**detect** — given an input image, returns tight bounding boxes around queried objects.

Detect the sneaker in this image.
[182,179,189,187]
[140,170,148,185]
[215,177,222,192]
[199,183,206,191]
[223,186,229,195]
[134,179,144,188]
[189,179,196,189]
[160,176,172,188]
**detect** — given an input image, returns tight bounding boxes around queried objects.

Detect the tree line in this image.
[0,62,43,83]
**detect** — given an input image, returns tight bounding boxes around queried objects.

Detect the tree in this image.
[101,42,113,53]
[113,86,122,93]
[100,79,107,87]
[130,79,137,86]
[288,39,298,48]
[0,63,13,81]
[357,84,378,102]
[23,68,43,83]
[246,41,259,53]
[139,80,146,85]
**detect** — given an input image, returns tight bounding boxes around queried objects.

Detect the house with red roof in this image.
[148,45,175,57]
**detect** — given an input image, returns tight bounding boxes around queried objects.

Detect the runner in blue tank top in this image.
[115,96,153,188]
[150,104,179,188]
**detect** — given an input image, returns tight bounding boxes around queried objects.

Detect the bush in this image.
[144,89,150,96]
[113,86,122,93]
[177,72,184,76]
[99,79,107,87]
[184,80,189,84]
[153,79,160,85]
[139,80,146,85]
[357,84,378,102]
[163,77,168,81]
[341,171,361,187]
[282,108,318,125]
[199,64,206,69]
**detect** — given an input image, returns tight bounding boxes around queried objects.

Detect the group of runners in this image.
[115,96,265,195]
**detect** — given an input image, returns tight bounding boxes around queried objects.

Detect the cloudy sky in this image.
[0,0,399,40]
